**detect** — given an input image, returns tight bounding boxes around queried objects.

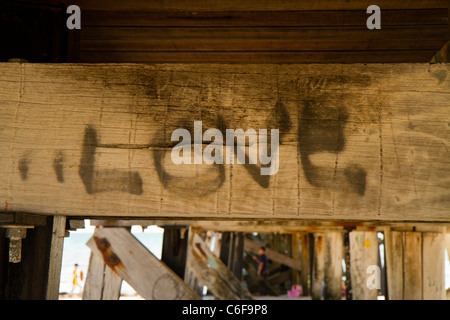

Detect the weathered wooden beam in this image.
[1,63,448,221]
[384,229,404,300]
[349,231,379,300]
[83,252,122,300]
[244,238,301,271]
[311,233,325,300]
[324,231,344,300]
[86,227,199,300]
[403,232,423,300]
[186,229,252,300]
[83,252,107,300]
[299,232,310,296]
[45,215,66,300]
[422,232,446,300]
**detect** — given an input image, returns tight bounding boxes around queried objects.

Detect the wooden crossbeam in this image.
[86,227,200,300]
[0,63,449,221]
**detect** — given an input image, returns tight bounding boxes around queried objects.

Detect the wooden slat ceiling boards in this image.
[63,0,449,63]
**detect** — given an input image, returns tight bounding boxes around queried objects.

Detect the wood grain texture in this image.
[0,63,449,221]
[422,232,446,300]
[403,232,422,300]
[45,215,66,300]
[349,231,379,300]
[83,252,106,300]
[86,227,200,300]
[384,230,404,300]
[324,232,343,300]
[311,233,325,300]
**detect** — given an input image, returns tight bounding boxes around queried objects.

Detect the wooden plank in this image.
[422,232,445,300]
[91,219,450,233]
[102,265,122,300]
[324,232,343,300]
[82,9,449,27]
[186,230,252,299]
[384,229,404,300]
[78,50,439,63]
[244,238,301,270]
[403,232,422,300]
[299,232,310,296]
[83,253,106,300]
[311,233,325,300]
[72,0,449,11]
[0,63,449,221]
[349,231,378,300]
[45,215,66,300]
[86,227,200,300]
[81,26,447,41]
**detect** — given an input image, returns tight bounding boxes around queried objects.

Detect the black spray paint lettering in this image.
[78,125,143,195]
[53,150,65,183]
[298,101,366,196]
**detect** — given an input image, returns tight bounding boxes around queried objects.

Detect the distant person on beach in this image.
[256,246,268,279]
[71,263,83,294]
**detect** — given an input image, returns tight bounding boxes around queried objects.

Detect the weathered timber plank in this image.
[349,231,379,300]
[72,0,449,11]
[422,232,446,300]
[0,63,449,221]
[244,238,301,270]
[102,264,122,300]
[384,229,404,300]
[46,215,66,300]
[79,50,439,63]
[324,232,344,300]
[83,252,106,300]
[403,232,422,300]
[311,233,325,300]
[86,227,200,300]
[81,9,448,27]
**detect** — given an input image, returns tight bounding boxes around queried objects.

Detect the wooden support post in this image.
[422,232,445,300]
[45,215,66,300]
[385,229,404,300]
[186,228,252,300]
[1,64,449,222]
[161,226,188,279]
[343,229,352,300]
[299,232,310,296]
[0,215,66,299]
[83,251,122,300]
[324,231,343,300]
[403,232,422,300]
[311,233,325,300]
[349,231,378,300]
[87,227,199,300]
[291,233,300,286]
